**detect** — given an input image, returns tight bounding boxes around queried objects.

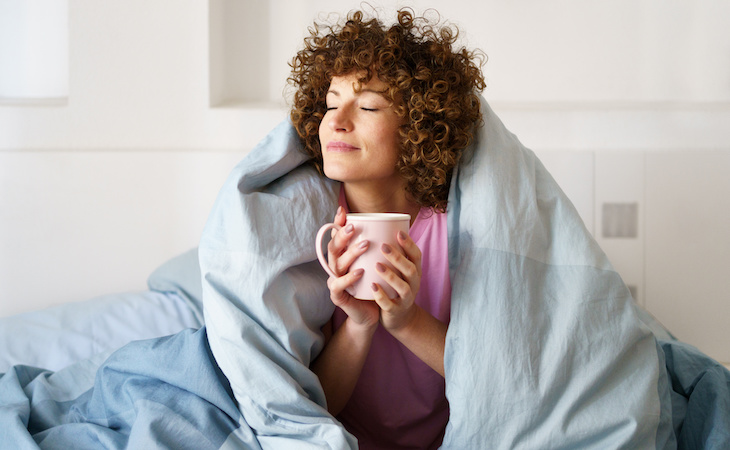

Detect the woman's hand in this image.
[371,230,446,376]
[371,230,422,332]
[315,207,382,414]
[325,206,380,332]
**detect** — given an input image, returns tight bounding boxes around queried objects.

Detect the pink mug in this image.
[315,213,410,300]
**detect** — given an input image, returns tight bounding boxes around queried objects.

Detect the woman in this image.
[288,8,485,448]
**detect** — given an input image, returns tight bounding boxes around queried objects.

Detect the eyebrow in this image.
[326,88,388,96]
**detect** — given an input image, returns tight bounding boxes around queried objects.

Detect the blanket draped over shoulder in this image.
[1,98,729,449]
[199,97,678,448]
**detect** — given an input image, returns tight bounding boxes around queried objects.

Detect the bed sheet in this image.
[0,290,200,374]
[0,248,204,373]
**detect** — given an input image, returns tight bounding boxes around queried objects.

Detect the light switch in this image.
[602,202,639,238]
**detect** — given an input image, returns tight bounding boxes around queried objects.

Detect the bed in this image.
[2,99,729,449]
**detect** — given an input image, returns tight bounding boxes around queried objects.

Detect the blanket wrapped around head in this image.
[199,97,675,448]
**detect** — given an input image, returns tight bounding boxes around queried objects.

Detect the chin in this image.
[322,165,352,183]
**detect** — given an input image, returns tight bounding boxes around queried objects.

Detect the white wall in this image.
[1,0,728,363]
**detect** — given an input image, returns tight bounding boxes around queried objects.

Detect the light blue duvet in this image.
[1,98,728,448]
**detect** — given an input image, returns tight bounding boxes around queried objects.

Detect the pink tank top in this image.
[333,190,451,449]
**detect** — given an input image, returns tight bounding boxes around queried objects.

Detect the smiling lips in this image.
[326,141,360,152]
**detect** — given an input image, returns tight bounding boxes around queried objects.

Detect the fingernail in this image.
[336,206,343,216]
[381,243,391,254]
[353,268,364,277]
[345,224,354,233]
[375,262,385,272]
[398,231,407,241]
[371,283,378,292]
[358,240,368,249]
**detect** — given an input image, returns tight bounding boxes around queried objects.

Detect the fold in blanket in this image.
[200,121,355,448]
[0,329,253,449]
[442,100,675,448]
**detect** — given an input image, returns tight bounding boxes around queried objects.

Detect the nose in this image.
[328,107,352,132]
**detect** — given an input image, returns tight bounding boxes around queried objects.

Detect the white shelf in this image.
[0,97,67,107]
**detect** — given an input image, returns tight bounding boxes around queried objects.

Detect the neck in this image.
[343,182,421,223]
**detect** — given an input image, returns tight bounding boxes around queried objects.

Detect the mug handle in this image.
[315,223,341,278]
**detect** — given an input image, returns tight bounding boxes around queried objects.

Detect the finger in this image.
[327,268,364,303]
[335,239,369,274]
[327,220,358,275]
[380,243,419,282]
[370,282,396,312]
[335,206,347,226]
[330,223,355,253]
[327,224,355,266]
[374,261,413,302]
[396,231,422,276]
[331,206,347,238]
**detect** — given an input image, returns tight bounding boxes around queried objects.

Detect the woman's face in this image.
[318,72,404,188]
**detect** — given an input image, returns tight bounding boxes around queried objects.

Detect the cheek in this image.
[318,119,327,141]
[382,125,403,156]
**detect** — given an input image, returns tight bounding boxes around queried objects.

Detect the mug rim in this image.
[345,212,410,221]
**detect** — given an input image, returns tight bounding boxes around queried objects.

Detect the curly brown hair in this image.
[288,8,485,211]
